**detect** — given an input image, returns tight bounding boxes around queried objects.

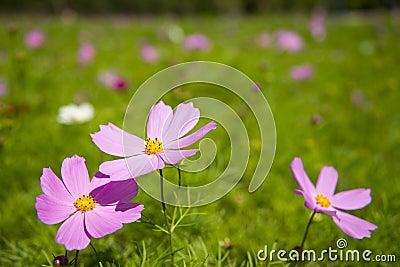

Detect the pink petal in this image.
[99,158,131,181]
[99,154,164,180]
[61,155,90,198]
[162,102,199,143]
[85,206,123,238]
[332,210,377,239]
[125,153,165,177]
[316,166,338,198]
[332,188,372,210]
[165,122,217,149]
[115,203,144,223]
[90,179,138,204]
[159,149,199,165]
[91,123,144,157]
[40,168,74,202]
[146,101,173,140]
[290,157,316,196]
[56,212,91,250]
[35,194,75,224]
[88,176,112,192]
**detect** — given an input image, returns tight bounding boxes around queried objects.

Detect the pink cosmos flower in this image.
[98,71,128,91]
[291,157,377,239]
[91,101,217,180]
[183,34,211,51]
[290,64,314,81]
[257,33,272,48]
[78,43,96,65]
[310,7,326,42]
[35,155,144,250]
[141,44,159,63]
[25,30,46,49]
[275,30,303,53]
[0,80,7,97]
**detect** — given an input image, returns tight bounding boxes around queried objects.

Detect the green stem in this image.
[159,169,174,266]
[300,210,316,249]
[74,250,79,267]
[178,167,182,187]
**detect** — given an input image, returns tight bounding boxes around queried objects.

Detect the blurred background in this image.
[0,0,399,14]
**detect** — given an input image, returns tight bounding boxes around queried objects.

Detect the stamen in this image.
[145,137,163,155]
[74,195,96,212]
[315,194,331,208]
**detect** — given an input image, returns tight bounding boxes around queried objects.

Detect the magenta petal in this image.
[91,123,144,157]
[115,203,144,223]
[125,154,165,177]
[35,194,75,224]
[159,149,198,165]
[99,158,131,181]
[85,206,123,238]
[56,212,91,250]
[290,158,316,196]
[165,122,217,149]
[332,210,377,239]
[90,179,138,204]
[147,101,173,140]
[61,155,90,198]
[332,188,372,210]
[316,166,338,198]
[162,102,200,143]
[40,168,74,202]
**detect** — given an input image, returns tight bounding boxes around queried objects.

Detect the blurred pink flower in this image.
[275,30,303,53]
[184,34,211,51]
[257,33,272,48]
[0,80,7,97]
[310,7,326,42]
[99,71,128,91]
[290,64,314,80]
[25,30,46,49]
[78,43,96,65]
[140,44,159,63]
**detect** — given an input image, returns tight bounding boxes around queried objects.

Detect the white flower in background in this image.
[57,103,94,125]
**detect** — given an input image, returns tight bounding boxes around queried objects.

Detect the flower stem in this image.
[300,210,316,249]
[177,167,182,187]
[74,250,79,267]
[159,169,174,266]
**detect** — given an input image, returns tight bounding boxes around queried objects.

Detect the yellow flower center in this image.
[315,194,331,208]
[74,195,96,212]
[145,137,163,155]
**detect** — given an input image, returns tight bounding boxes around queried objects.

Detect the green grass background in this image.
[0,12,399,266]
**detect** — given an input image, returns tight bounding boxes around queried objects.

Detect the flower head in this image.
[78,43,96,65]
[290,64,314,81]
[35,155,144,250]
[141,44,159,63]
[0,79,8,97]
[310,7,326,42]
[25,30,46,49]
[98,71,128,91]
[291,157,377,239]
[57,102,94,125]
[183,34,211,51]
[91,101,217,180]
[275,30,303,53]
